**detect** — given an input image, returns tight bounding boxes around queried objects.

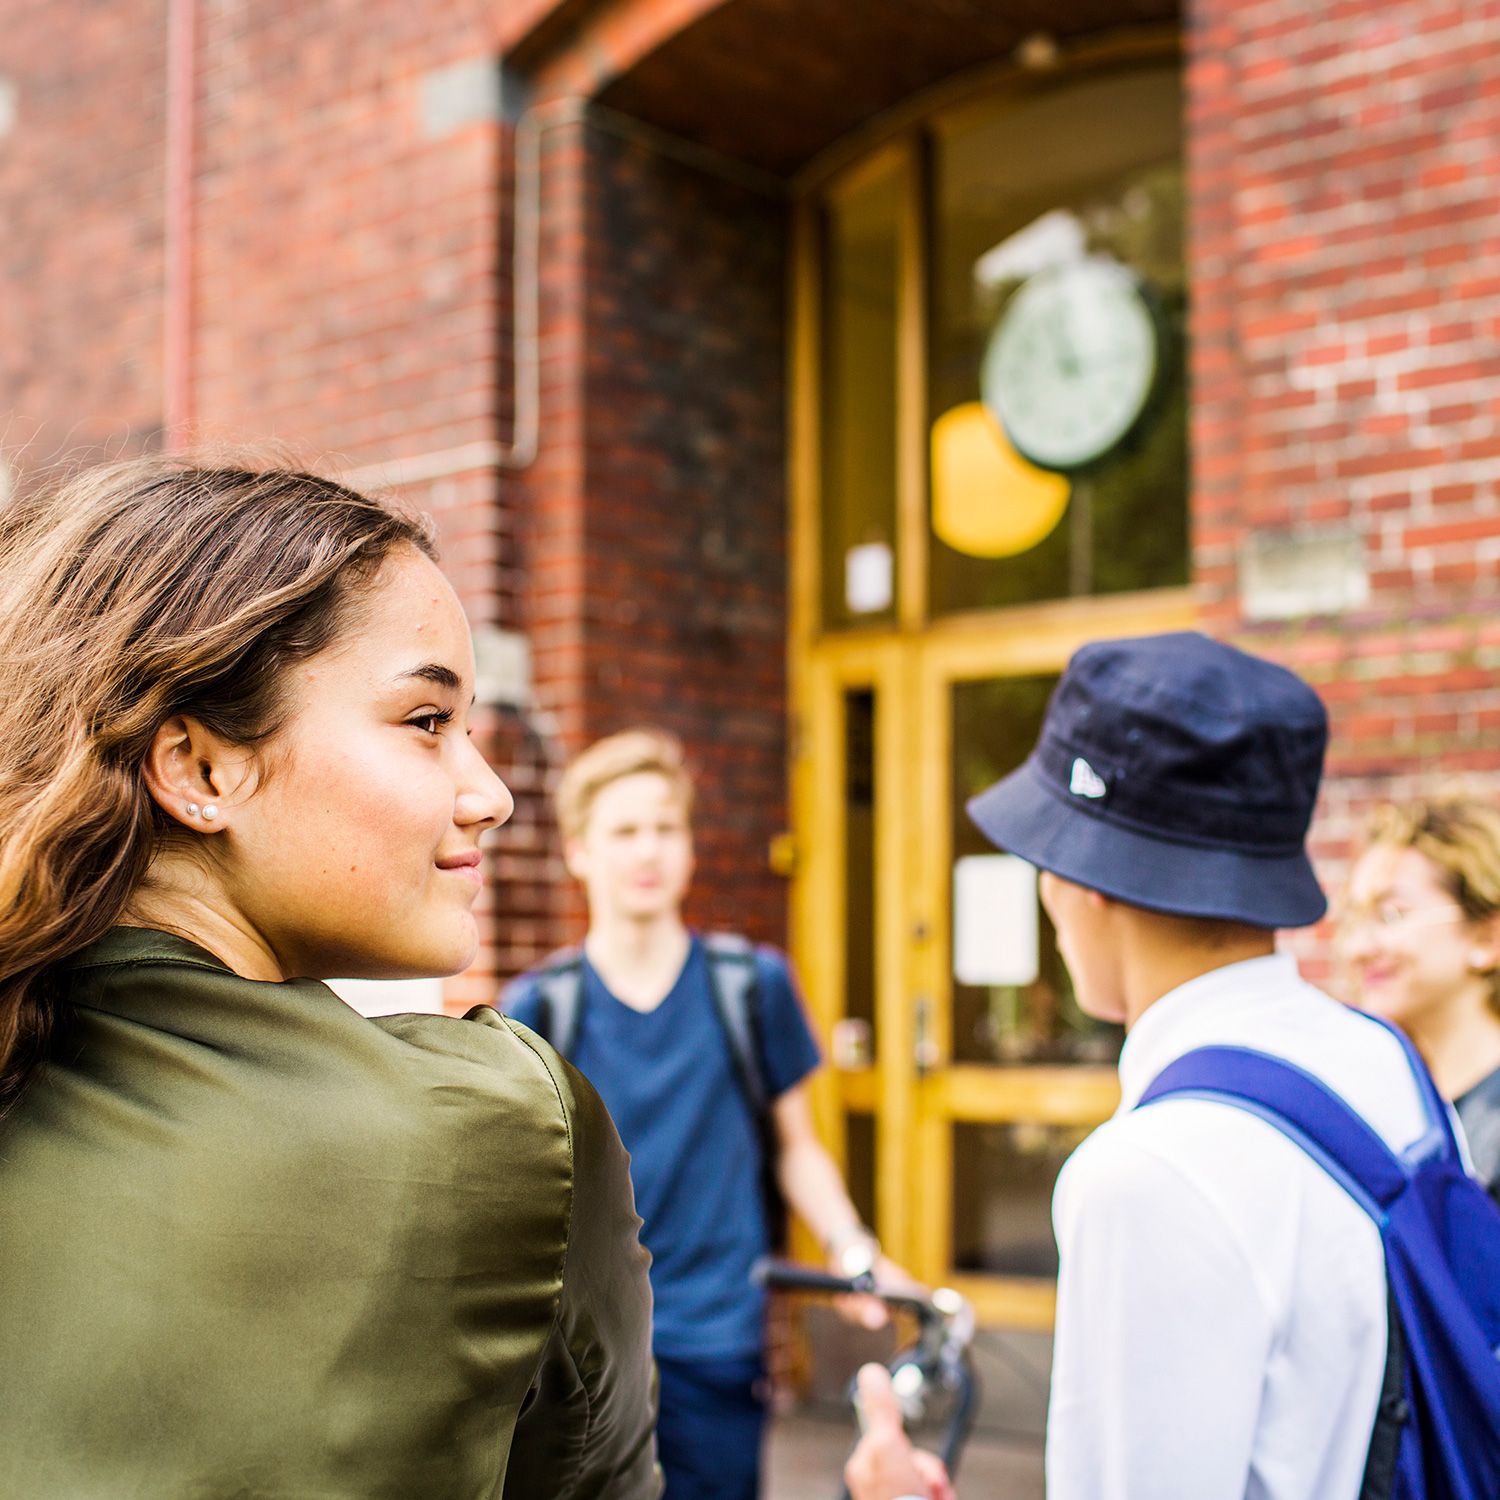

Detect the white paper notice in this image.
[845,542,894,615]
[953,854,1039,987]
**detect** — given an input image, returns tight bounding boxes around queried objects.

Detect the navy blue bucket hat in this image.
[966,631,1329,929]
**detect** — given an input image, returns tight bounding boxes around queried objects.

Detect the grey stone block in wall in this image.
[421,57,503,141]
[1240,527,1369,622]
[472,625,531,708]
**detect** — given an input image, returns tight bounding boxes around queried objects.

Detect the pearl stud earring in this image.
[186,802,200,818]
[202,804,219,822]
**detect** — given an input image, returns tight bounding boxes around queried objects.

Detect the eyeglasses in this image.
[1336,903,1467,938]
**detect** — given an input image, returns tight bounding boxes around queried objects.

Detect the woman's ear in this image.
[1468,913,1500,978]
[562,834,590,884]
[141,715,253,834]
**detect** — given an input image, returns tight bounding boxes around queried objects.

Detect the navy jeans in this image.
[655,1352,768,1500]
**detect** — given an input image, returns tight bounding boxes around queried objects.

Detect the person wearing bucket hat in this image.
[965,630,1330,929]
[846,632,1437,1500]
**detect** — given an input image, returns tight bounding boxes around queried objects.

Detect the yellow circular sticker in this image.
[931,402,1071,558]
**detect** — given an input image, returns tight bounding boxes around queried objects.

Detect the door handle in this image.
[831,1017,873,1071]
[913,995,942,1076]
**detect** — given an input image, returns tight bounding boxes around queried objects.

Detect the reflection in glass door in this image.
[952,1121,1089,1279]
[927,61,1188,617]
[821,152,903,631]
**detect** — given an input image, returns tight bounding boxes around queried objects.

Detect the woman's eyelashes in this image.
[407,707,455,736]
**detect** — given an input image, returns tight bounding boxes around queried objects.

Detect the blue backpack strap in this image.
[1138,1045,1413,1222]
[702,932,769,1114]
[526,947,585,1061]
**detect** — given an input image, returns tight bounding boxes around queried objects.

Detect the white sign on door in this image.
[953,854,1039,987]
[845,541,894,615]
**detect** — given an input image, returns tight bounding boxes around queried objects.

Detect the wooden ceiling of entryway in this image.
[596,0,1179,177]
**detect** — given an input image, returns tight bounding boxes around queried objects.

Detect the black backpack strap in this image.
[527,947,586,1061]
[703,933,788,1249]
[1357,1288,1409,1500]
[702,932,770,1113]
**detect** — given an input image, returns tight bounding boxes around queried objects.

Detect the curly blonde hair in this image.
[1360,794,1500,1014]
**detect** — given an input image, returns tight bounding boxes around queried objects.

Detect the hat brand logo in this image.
[1069,757,1108,799]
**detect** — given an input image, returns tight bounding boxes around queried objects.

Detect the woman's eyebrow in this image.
[397,662,463,692]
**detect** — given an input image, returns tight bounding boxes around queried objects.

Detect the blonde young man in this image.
[846,632,1433,1500]
[505,729,899,1500]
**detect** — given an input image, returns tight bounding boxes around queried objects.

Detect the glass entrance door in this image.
[788,37,1192,1328]
[793,598,1192,1326]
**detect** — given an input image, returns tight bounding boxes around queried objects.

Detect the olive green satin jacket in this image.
[0,928,661,1499]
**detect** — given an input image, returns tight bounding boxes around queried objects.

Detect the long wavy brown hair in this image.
[0,456,435,1109]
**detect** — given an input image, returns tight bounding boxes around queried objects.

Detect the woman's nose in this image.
[457,742,514,831]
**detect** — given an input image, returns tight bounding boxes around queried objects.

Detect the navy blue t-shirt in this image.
[505,937,821,1360]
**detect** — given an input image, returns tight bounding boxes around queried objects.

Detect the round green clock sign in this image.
[981,258,1160,473]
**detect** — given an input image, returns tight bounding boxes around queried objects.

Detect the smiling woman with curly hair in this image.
[1340,793,1500,1202]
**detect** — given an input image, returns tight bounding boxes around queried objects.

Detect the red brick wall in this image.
[1188,0,1500,979]
[0,1,167,476]
[2,2,554,1007]
[499,111,792,951]
[189,5,498,471]
[500,110,593,952]
[580,125,790,943]
[183,2,557,1004]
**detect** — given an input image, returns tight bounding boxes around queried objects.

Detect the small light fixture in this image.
[1014,32,1061,72]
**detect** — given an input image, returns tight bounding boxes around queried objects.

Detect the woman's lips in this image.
[436,850,484,889]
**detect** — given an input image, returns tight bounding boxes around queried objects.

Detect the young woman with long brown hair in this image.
[0,457,659,1497]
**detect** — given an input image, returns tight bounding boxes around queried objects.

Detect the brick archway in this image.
[501,0,733,100]
[511,0,1176,171]
[497,0,1180,965]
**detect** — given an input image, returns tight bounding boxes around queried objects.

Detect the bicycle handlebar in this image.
[751,1257,872,1296]
[750,1256,941,1323]
[754,1254,981,1493]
